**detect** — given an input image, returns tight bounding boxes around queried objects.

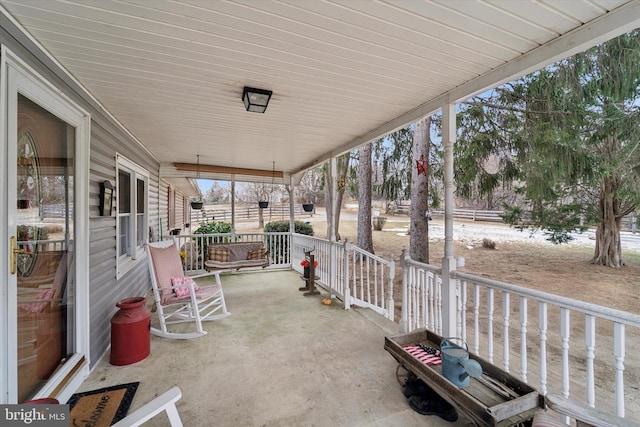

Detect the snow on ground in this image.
[305,208,640,252]
[383,218,640,252]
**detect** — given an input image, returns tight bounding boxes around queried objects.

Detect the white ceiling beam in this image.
[292,1,640,175]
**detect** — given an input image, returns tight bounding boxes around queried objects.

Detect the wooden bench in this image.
[385,329,544,426]
[204,241,269,272]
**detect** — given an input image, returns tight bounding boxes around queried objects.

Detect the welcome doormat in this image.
[67,382,139,426]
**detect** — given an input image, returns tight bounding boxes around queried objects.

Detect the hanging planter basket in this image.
[258,201,269,209]
[302,203,314,213]
[190,201,204,210]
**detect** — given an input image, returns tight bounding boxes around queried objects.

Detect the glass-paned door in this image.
[3,50,89,404]
[14,94,75,402]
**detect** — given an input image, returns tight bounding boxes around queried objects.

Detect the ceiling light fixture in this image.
[242,86,272,113]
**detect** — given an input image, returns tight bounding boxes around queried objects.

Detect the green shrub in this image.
[193,221,233,254]
[194,221,232,235]
[264,220,314,236]
[264,220,314,262]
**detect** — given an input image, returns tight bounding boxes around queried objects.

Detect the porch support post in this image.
[399,249,409,333]
[287,176,295,264]
[329,156,338,242]
[342,241,351,309]
[441,101,457,337]
[287,176,295,234]
[231,176,236,240]
[329,156,338,293]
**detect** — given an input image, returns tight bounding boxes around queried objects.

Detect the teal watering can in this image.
[440,338,483,387]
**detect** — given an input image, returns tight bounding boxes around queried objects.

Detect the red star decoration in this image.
[416,155,428,176]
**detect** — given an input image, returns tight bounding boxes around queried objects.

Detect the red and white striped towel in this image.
[404,345,442,366]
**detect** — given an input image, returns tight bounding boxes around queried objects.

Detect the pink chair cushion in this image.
[148,244,184,296]
[171,276,199,297]
[161,283,222,306]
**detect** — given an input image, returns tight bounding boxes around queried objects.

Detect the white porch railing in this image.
[172,232,395,319]
[171,231,640,422]
[399,251,640,423]
[290,233,395,320]
[347,243,395,321]
[399,252,443,335]
[290,233,341,297]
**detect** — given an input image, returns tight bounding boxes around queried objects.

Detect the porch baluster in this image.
[539,302,549,396]
[358,254,364,305]
[416,267,423,331]
[399,251,408,333]
[455,280,462,338]
[435,274,442,336]
[427,271,434,330]
[366,257,371,304]
[416,269,423,329]
[427,270,433,329]
[409,266,416,331]
[614,323,625,417]
[419,268,425,329]
[560,308,572,426]
[374,258,379,308]
[460,281,468,343]
[585,315,596,408]
[561,308,571,399]
[342,241,350,311]
[488,288,495,364]
[520,297,528,382]
[352,250,357,308]
[386,258,394,322]
[503,292,511,372]
[473,285,481,355]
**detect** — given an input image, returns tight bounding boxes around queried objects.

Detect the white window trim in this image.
[168,185,176,229]
[116,154,148,278]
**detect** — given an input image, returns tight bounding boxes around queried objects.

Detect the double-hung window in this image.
[117,155,148,277]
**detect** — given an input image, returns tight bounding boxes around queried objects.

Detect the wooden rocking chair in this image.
[146,240,230,339]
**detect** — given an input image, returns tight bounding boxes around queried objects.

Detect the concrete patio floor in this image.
[77,270,473,426]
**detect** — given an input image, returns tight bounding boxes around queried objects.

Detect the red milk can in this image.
[110,297,151,366]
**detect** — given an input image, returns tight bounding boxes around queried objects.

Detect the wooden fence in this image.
[404,207,638,232]
[189,204,310,224]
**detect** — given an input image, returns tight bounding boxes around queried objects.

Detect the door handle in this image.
[10,235,33,275]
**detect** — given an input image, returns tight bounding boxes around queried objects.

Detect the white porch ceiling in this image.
[2,0,639,196]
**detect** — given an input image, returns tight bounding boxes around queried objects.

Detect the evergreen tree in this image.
[456,31,640,267]
[373,128,413,212]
